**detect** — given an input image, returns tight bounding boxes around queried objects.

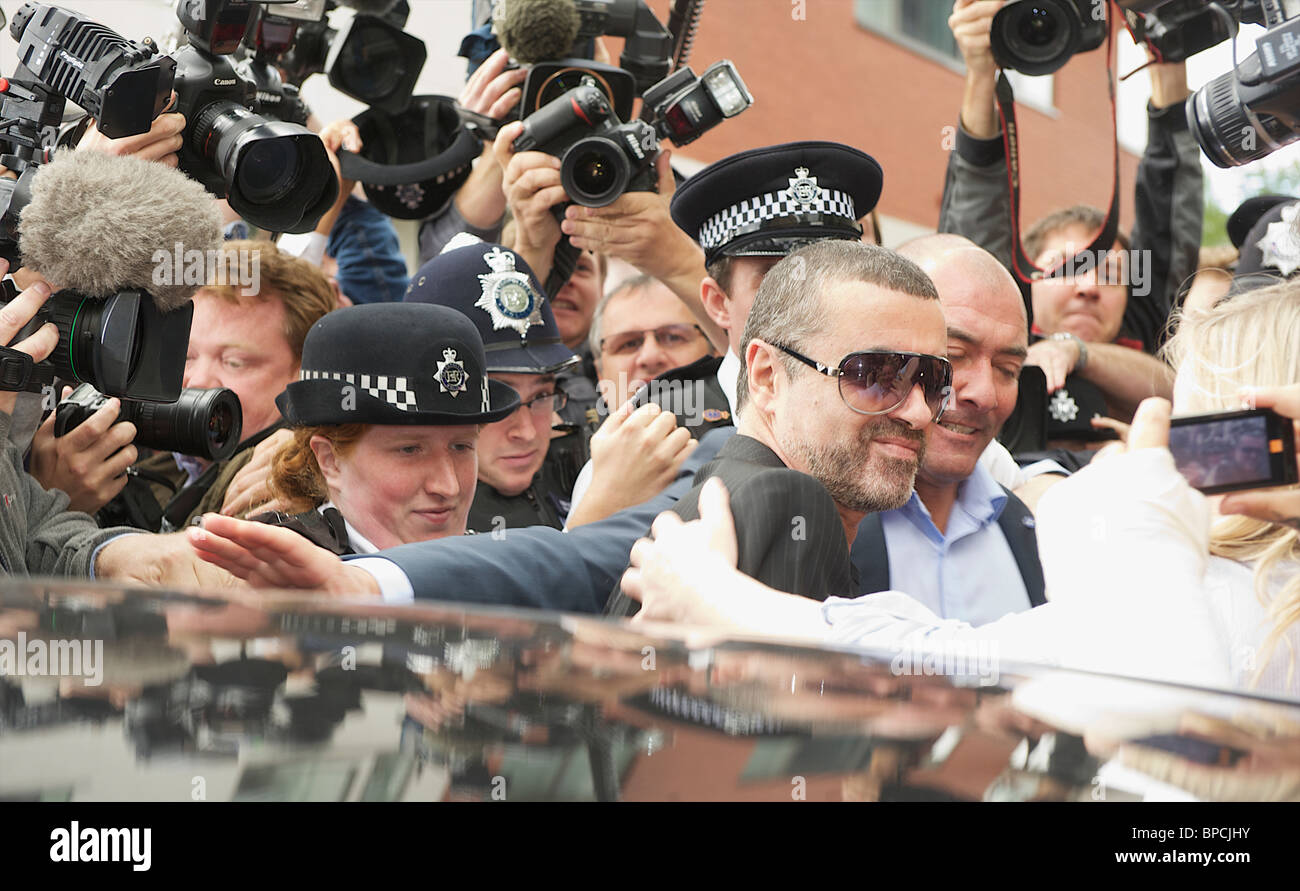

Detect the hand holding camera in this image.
[1220,385,1300,531]
[77,107,187,168]
[494,120,566,284]
[560,150,705,297]
[0,260,57,417]
[29,386,138,514]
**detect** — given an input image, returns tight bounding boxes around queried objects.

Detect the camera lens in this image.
[1018,8,1058,48]
[1186,65,1300,168]
[192,101,338,233]
[122,387,244,462]
[40,292,143,390]
[990,0,1079,76]
[236,138,299,203]
[561,136,631,208]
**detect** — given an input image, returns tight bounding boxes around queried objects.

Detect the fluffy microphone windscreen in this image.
[496,0,580,64]
[18,151,223,311]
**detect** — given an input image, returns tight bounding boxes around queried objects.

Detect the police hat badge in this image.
[475,246,545,338]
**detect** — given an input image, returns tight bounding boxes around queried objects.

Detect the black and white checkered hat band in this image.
[697,188,857,251]
[300,370,418,412]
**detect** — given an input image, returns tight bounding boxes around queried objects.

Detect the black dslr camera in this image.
[512,61,751,207]
[55,383,244,462]
[172,0,338,233]
[990,0,1109,76]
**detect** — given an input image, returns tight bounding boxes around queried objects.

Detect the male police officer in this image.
[405,243,584,531]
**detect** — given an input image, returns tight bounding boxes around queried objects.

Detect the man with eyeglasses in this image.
[606,240,951,614]
[404,243,583,532]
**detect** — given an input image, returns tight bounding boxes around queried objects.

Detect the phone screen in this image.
[1169,413,1276,490]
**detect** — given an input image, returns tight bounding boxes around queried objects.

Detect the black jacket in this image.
[606,434,855,616]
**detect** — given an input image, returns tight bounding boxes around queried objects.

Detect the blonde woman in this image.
[622,281,1300,697]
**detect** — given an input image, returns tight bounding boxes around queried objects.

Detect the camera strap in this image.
[994,8,1121,312]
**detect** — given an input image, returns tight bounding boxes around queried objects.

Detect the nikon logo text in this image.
[50,822,151,872]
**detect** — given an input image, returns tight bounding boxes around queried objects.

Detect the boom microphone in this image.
[16,151,222,310]
[495,0,580,64]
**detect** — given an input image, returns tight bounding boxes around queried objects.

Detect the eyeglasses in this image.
[775,344,953,422]
[599,324,706,358]
[517,389,568,416]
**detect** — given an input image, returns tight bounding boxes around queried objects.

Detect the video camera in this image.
[0,2,191,402]
[171,0,338,233]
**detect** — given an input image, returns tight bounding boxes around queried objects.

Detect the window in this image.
[855,0,961,65]
[855,0,1057,114]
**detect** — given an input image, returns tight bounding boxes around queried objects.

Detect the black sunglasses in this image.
[775,344,953,422]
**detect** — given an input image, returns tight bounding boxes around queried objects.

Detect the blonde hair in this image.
[1162,279,1300,687]
[269,424,371,514]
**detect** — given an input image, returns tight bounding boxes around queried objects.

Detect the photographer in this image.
[940,0,1190,425]
[81,241,335,531]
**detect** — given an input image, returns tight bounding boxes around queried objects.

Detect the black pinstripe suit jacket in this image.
[605,433,855,616]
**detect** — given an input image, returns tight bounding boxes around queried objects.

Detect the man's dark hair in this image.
[1024,204,1131,262]
[737,241,938,411]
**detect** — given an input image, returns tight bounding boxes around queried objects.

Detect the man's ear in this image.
[309,435,342,489]
[700,276,732,335]
[745,338,783,414]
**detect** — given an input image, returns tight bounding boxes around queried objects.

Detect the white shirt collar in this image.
[717,349,741,418]
[319,501,379,554]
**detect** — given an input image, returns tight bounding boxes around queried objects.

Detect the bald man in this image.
[848,234,1047,621]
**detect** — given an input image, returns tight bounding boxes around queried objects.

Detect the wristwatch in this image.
[1050,331,1088,373]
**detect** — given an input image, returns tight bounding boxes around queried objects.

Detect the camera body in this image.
[512,80,658,208]
[172,0,337,233]
[55,382,243,462]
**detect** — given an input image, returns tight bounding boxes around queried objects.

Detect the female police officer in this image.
[257,302,519,554]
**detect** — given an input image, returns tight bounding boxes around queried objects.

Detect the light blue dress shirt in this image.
[880,462,1030,625]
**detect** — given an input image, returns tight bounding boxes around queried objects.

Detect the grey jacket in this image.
[938,100,1203,353]
[0,410,127,577]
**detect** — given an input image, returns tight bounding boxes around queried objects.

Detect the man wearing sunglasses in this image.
[604,240,950,615]
[404,243,584,533]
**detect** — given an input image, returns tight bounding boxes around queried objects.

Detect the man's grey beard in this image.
[796,418,925,513]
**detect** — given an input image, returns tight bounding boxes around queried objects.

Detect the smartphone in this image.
[1168,408,1299,495]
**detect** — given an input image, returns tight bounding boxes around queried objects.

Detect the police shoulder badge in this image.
[476,246,545,338]
[435,347,469,397]
[786,166,823,206]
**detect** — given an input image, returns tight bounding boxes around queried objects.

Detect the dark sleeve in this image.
[372,427,731,612]
[326,195,410,304]
[729,468,854,600]
[937,121,1015,271]
[4,438,125,577]
[417,198,504,266]
[1127,101,1203,351]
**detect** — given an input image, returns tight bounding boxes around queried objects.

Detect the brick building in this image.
[645,0,1140,246]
